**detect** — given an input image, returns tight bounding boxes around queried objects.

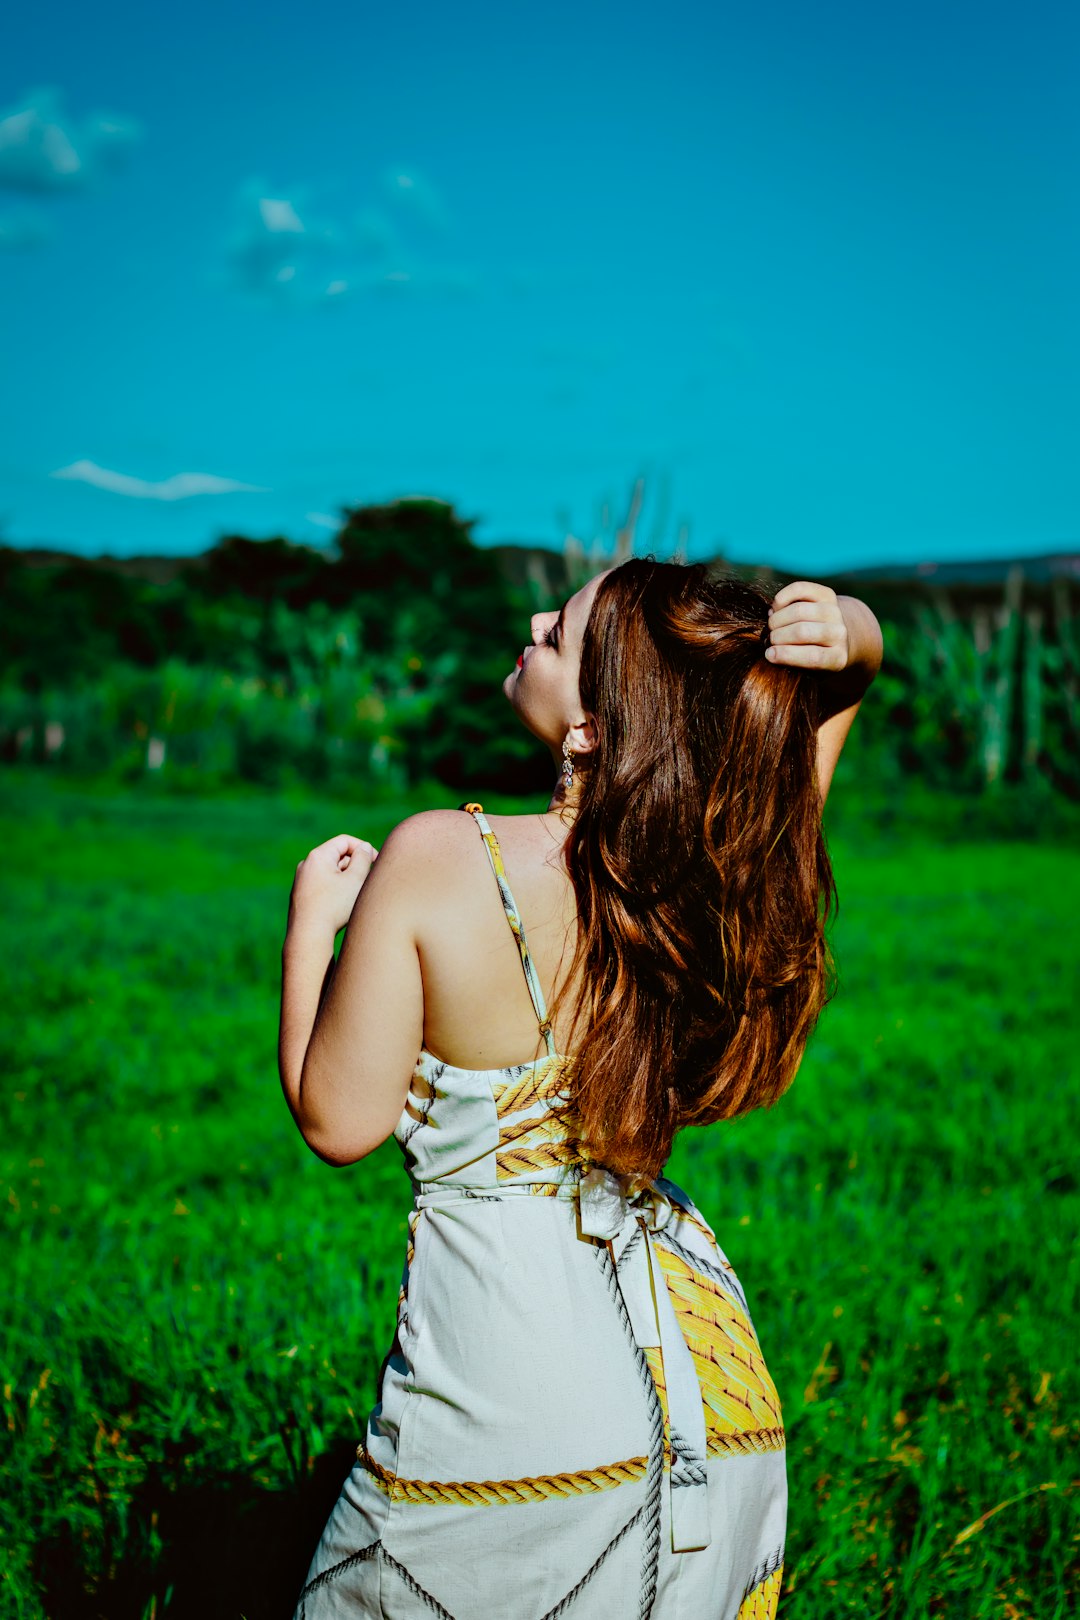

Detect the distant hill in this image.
[3,537,1077,600]
[486,540,1080,599]
[819,551,1079,587]
[0,546,212,586]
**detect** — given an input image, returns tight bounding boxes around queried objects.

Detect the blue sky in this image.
[1,0,1076,572]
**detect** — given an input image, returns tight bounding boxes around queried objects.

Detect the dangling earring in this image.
[561,738,575,792]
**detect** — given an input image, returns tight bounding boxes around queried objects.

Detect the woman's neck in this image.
[545,782,581,820]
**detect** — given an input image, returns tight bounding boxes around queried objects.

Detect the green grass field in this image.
[1,768,1076,1619]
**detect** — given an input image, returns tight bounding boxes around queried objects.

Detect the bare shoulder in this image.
[343,811,481,948]
[378,807,480,864]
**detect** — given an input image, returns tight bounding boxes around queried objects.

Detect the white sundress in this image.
[293,805,787,1620]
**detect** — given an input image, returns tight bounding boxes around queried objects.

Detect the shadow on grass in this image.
[35,1441,358,1620]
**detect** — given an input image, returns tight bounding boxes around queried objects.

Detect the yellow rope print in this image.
[649,1239,785,1447]
[492,1060,603,1182]
[396,1210,419,1323]
[490,1057,573,1118]
[736,1566,783,1619]
[495,1101,589,1180]
[645,1342,783,1460]
[356,1443,648,1506]
[493,1058,587,1181]
[496,1135,585,1179]
[644,1345,673,1466]
[496,1110,563,1149]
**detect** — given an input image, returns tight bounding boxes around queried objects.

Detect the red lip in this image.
[516,652,524,669]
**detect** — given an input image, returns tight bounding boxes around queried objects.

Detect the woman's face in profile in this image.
[503,572,606,750]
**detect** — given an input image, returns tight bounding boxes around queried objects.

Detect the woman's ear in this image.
[567,715,598,757]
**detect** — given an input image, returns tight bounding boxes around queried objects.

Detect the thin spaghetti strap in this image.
[462,803,557,1058]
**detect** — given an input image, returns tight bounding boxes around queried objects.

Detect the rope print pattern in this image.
[356,1441,649,1505]
[396,1208,419,1341]
[399,1062,441,1154]
[298,1541,381,1609]
[496,1109,566,1149]
[490,1058,573,1117]
[538,1504,647,1620]
[592,1241,664,1620]
[736,1550,785,1619]
[301,1545,460,1620]
[299,1523,669,1620]
[656,1226,749,1312]
[646,1340,784,1459]
[648,1238,784,1439]
[496,1134,585,1180]
[379,1550,458,1619]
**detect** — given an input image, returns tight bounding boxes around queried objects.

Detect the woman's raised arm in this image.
[766,581,884,805]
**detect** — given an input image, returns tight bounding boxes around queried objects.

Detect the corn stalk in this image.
[1022,607,1044,778]
[563,476,645,589]
[971,565,1024,787]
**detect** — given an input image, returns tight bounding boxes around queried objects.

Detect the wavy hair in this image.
[552,557,837,1179]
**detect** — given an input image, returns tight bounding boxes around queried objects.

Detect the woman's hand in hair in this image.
[766,584,884,804]
[765,581,851,670]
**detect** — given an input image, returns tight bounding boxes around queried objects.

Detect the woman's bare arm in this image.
[766,582,884,805]
[278,820,428,1166]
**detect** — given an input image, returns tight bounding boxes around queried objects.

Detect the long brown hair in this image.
[552,558,837,1179]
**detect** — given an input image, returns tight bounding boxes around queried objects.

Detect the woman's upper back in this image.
[410,807,582,1071]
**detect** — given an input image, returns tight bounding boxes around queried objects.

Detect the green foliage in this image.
[3,523,1077,802]
[0,503,550,796]
[831,571,1080,798]
[0,771,1076,1618]
[0,551,164,684]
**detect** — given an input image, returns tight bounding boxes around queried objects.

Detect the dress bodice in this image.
[395,1045,582,1196]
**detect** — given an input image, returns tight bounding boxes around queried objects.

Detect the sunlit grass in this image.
[0,768,1076,1619]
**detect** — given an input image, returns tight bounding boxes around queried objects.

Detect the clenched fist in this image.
[287,834,379,939]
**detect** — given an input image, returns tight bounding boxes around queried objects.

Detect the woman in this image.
[279,560,883,1620]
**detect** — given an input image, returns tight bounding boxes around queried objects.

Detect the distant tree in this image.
[182,533,329,610]
[326,498,504,646]
[0,548,162,687]
[321,499,547,789]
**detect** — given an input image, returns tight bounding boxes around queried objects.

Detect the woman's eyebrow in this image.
[556,606,566,642]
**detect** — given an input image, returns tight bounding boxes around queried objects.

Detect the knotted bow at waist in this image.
[415,1167,711,1553]
[577,1167,710,1551]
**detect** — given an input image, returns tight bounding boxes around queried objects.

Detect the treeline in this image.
[1,498,1077,797]
[0,500,550,794]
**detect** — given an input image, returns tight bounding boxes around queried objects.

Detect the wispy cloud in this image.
[305,511,341,530]
[0,85,141,195]
[218,177,348,306]
[217,165,473,308]
[379,165,450,231]
[50,460,268,501]
[0,86,142,253]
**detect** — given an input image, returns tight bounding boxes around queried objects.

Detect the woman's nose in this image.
[531,614,553,644]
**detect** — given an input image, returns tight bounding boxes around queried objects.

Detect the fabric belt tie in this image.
[576,1166,711,1552]
[413,1170,711,1552]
